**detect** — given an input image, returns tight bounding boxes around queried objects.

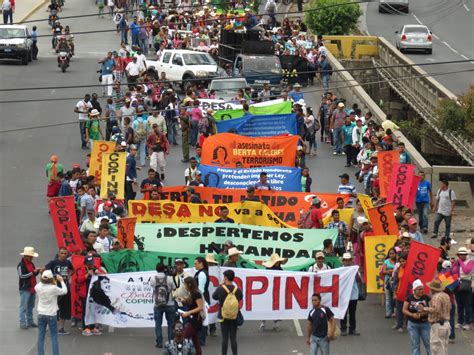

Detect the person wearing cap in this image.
[432,180,456,243]
[215,206,235,224]
[295,145,306,169]
[408,217,425,243]
[80,208,98,234]
[194,256,212,343]
[337,173,357,207]
[289,83,304,102]
[326,209,348,256]
[403,279,431,355]
[330,101,347,155]
[309,252,331,273]
[339,253,361,336]
[451,246,473,330]
[242,186,259,202]
[18,247,43,329]
[223,248,243,268]
[35,270,68,355]
[308,197,324,229]
[97,200,117,223]
[188,170,206,187]
[125,144,139,201]
[85,109,104,148]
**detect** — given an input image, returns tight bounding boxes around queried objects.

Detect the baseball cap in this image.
[338,102,345,108]
[297,146,304,151]
[339,173,349,180]
[84,255,94,265]
[41,270,54,280]
[104,201,113,207]
[196,170,202,175]
[412,279,423,290]
[408,217,418,225]
[315,251,325,258]
[175,259,184,264]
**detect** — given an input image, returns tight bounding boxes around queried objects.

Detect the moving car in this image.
[0,25,33,65]
[395,25,433,54]
[378,0,409,14]
[208,78,249,101]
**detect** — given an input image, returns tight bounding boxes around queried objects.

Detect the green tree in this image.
[305,0,362,35]
[436,85,474,143]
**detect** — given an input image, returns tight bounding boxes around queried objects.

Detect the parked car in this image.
[395,25,433,54]
[378,0,409,14]
[208,78,248,101]
[0,25,33,65]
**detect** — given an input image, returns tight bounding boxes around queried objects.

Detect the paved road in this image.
[363,0,474,94]
[0,1,473,354]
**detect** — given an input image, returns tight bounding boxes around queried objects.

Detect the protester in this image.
[46,155,64,202]
[309,252,331,273]
[326,210,348,256]
[181,277,204,355]
[382,248,397,319]
[432,181,456,243]
[194,256,212,342]
[307,293,336,355]
[415,171,433,234]
[254,172,272,191]
[451,246,473,330]
[223,248,243,268]
[18,247,42,329]
[215,206,235,224]
[340,253,360,336]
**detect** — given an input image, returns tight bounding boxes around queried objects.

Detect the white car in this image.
[145,49,219,85]
[0,25,33,65]
[395,25,433,54]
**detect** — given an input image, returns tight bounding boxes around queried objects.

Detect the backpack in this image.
[133,120,147,143]
[436,188,454,201]
[221,285,239,320]
[298,208,314,229]
[154,275,170,307]
[312,117,321,132]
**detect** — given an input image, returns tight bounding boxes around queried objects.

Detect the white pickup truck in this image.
[145,49,219,86]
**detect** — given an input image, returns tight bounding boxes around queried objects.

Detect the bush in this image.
[305,0,362,35]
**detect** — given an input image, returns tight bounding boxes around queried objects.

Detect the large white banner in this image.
[199,98,286,112]
[85,266,357,327]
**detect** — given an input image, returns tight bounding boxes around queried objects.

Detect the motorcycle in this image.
[48,12,59,27]
[58,51,69,72]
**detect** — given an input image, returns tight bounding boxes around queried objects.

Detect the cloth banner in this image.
[70,255,101,319]
[198,165,301,192]
[158,186,349,227]
[323,208,354,226]
[215,113,297,137]
[364,235,398,293]
[201,133,300,168]
[100,152,127,199]
[367,203,399,236]
[100,249,343,274]
[214,99,292,120]
[357,194,373,218]
[134,222,337,267]
[89,141,116,184]
[387,164,416,208]
[85,266,359,327]
[49,196,84,252]
[407,175,422,210]
[396,240,440,301]
[116,217,137,250]
[128,200,292,227]
[378,151,400,199]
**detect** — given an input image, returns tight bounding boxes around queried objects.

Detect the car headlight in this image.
[195,70,208,77]
[17,43,26,48]
[271,69,280,74]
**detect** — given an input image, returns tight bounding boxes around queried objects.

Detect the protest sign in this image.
[367,204,398,236]
[198,165,301,191]
[216,113,297,137]
[388,164,416,208]
[199,99,239,112]
[407,175,422,210]
[85,266,358,327]
[89,141,116,184]
[201,133,299,168]
[49,196,84,252]
[357,194,373,218]
[116,217,137,250]
[214,99,292,120]
[128,200,292,227]
[100,152,127,199]
[323,208,354,226]
[156,186,349,227]
[364,235,398,293]
[70,255,101,319]
[378,151,400,198]
[134,222,337,267]
[396,241,440,301]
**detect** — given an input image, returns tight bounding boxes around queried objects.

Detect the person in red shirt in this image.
[310,197,324,229]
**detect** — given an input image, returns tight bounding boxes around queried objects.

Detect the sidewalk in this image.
[14,0,48,24]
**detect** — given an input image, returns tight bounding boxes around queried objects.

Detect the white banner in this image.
[199,98,285,112]
[85,266,357,328]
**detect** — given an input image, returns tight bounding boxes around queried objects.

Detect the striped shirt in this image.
[338,183,356,205]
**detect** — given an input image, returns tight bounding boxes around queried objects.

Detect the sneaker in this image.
[29,323,38,328]
[58,329,70,335]
[155,343,163,348]
[450,239,458,245]
[431,234,438,239]
[93,328,102,335]
[160,174,165,180]
[391,325,398,329]
[181,159,189,163]
[449,338,455,344]
[462,324,471,330]
[333,151,338,155]
[422,229,428,234]
[344,164,351,167]
[341,329,347,336]
[455,323,462,329]
[259,321,265,331]
[349,331,360,336]
[341,152,346,155]
[82,329,93,336]
[20,324,29,330]
[397,328,404,333]
[71,319,77,328]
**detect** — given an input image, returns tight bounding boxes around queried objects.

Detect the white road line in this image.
[442,41,459,54]
[293,319,303,337]
[412,14,422,24]
[433,34,440,40]
[463,3,470,12]
[461,54,469,60]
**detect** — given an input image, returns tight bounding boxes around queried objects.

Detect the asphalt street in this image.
[0,1,473,354]
[363,0,474,95]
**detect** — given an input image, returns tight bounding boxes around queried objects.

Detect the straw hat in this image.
[228,247,243,257]
[427,279,445,292]
[20,246,39,258]
[205,254,218,265]
[89,109,100,117]
[262,253,288,268]
[457,246,469,255]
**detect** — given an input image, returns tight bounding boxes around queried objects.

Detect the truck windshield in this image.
[0,28,25,39]
[244,57,281,72]
[182,53,216,66]
[211,80,247,91]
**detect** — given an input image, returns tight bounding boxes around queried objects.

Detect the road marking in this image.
[433,34,440,40]
[463,3,470,12]
[442,41,459,54]
[412,14,422,24]
[425,58,438,62]
[108,326,114,333]
[293,319,303,337]
[461,54,469,60]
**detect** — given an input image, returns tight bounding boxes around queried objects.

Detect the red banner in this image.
[49,196,84,252]
[116,217,137,250]
[156,186,349,227]
[367,203,399,236]
[407,175,422,210]
[378,151,399,198]
[387,164,416,208]
[396,241,440,301]
[70,255,101,319]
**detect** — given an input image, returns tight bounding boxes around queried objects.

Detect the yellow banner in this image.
[364,235,398,293]
[357,194,373,219]
[100,152,126,199]
[89,141,116,184]
[323,208,354,226]
[128,200,292,228]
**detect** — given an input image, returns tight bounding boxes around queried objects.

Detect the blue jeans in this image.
[396,300,405,329]
[384,284,394,317]
[139,38,148,55]
[407,321,431,355]
[120,30,128,44]
[38,315,59,355]
[167,121,178,145]
[190,120,199,147]
[19,290,36,327]
[433,213,451,238]
[310,335,330,355]
[154,305,176,345]
[137,139,147,166]
[416,202,429,231]
[332,127,343,153]
[322,75,330,91]
[132,33,139,46]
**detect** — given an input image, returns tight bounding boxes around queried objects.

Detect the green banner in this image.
[100,249,342,273]
[134,223,337,268]
[214,100,292,120]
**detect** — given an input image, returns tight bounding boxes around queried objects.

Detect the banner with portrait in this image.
[216,113,297,137]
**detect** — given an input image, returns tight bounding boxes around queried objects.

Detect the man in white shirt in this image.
[74,94,92,149]
[134,50,147,72]
[184,158,198,185]
[125,57,141,90]
[119,99,136,133]
[309,251,331,273]
[432,180,456,243]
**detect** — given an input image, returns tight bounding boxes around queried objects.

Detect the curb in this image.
[18,0,49,24]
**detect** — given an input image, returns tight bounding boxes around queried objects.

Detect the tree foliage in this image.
[305,0,362,35]
[436,85,474,143]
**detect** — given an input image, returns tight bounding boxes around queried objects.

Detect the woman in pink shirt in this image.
[190,100,202,147]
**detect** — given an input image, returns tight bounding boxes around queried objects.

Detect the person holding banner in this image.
[339,253,361,336]
[382,248,397,319]
[46,155,64,203]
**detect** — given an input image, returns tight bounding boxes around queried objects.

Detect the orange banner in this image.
[158,186,349,227]
[367,203,399,236]
[378,151,399,198]
[201,133,300,167]
[116,217,137,250]
[89,141,116,184]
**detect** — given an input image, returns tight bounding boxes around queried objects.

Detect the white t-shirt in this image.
[305,114,315,128]
[437,188,456,216]
[185,167,198,181]
[126,61,141,76]
[76,100,92,121]
[134,53,147,72]
[97,236,111,253]
[309,263,331,273]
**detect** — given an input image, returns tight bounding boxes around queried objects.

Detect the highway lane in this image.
[363,0,474,94]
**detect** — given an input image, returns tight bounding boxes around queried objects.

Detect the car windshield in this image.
[244,57,281,72]
[211,80,247,91]
[0,28,25,39]
[182,53,216,66]
[404,26,428,34]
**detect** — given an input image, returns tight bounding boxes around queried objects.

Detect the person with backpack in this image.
[304,107,319,156]
[212,269,243,355]
[131,106,149,167]
[306,293,336,355]
[432,180,456,243]
[299,197,324,229]
[318,54,332,92]
[150,263,176,348]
